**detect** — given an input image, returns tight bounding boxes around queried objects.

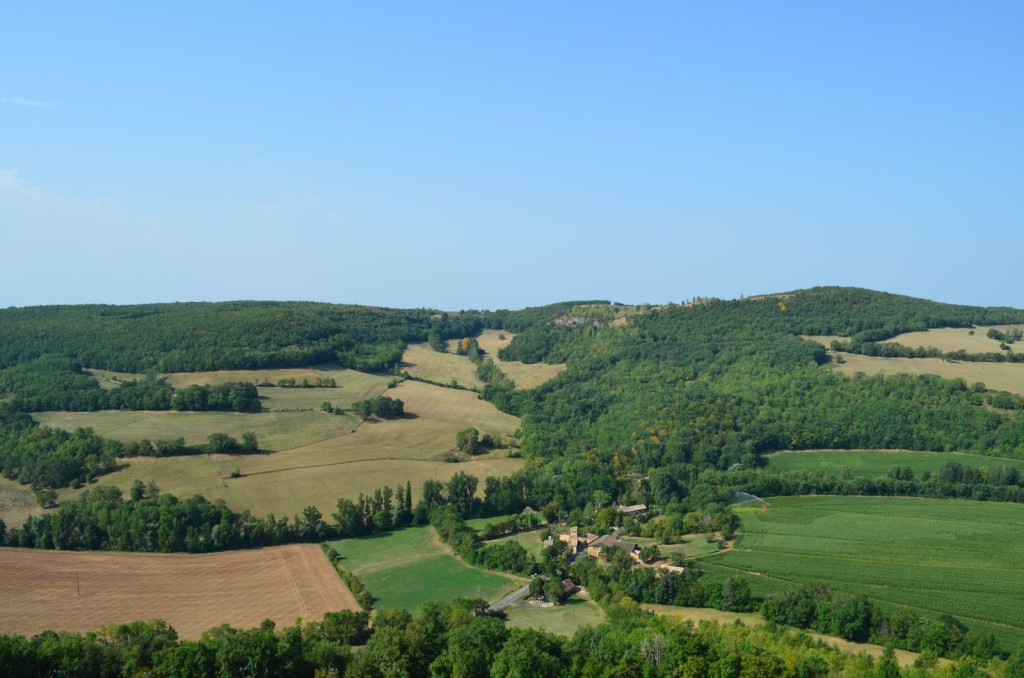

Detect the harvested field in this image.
[475,330,566,390]
[38,377,523,520]
[827,353,1024,396]
[884,325,1024,355]
[399,343,485,390]
[0,545,359,640]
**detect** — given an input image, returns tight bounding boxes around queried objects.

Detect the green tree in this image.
[455,428,480,454]
[490,628,566,678]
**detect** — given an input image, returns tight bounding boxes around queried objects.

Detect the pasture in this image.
[0,478,44,528]
[765,449,1024,478]
[399,343,485,390]
[475,330,567,390]
[0,544,359,640]
[698,496,1024,649]
[39,377,523,520]
[504,595,608,636]
[328,527,523,611]
[826,353,1024,396]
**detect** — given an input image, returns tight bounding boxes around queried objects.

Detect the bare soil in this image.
[0,544,359,639]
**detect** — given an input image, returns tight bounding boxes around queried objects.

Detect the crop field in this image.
[0,544,359,640]
[885,325,1024,355]
[766,449,1024,478]
[399,343,485,390]
[505,595,608,636]
[40,378,523,520]
[475,330,567,390]
[698,496,1024,649]
[826,353,1024,396]
[0,478,44,528]
[328,527,523,611]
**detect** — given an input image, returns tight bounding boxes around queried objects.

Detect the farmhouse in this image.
[558,526,586,553]
[617,503,647,517]
[586,534,639,559]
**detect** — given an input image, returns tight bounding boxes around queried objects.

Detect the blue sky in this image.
[3,2,1022,310]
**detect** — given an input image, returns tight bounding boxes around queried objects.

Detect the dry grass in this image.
[830,353,1024,396]
[885,325,1024,354]
[41,379,524,520]
[0,544,359,640]
[399,343,485,390]
[0,478,45,528]
[475,330,566,390]
[35,410,360,451]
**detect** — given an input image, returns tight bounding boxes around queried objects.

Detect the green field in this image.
[766,449,1024,478]
[504,596,608,636]
[699,496,1024,649]
[327,527,523,611]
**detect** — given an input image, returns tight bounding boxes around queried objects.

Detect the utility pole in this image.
[76,570,80,596]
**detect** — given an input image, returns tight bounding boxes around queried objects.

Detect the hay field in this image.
[766,449,1024,478]
[829,353,1024,396]
[0,478,45,528]
[328,527,523,611]
[699,496,1024,650]
[41,379,523,519]
[399,343,485,390]
[475,330,566,390]
[505,595,607,636]
[0,544,358,640]
[885,325,1024,354]
[35,409,360,450]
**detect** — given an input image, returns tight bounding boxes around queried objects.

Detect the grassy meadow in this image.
[0,478,45,527]
[37,369,523,520]
[765,449,1024,478]
[475,330,567,390]
[698,496,1024,649]
[828,353,1024,396]
[504,595,608,636]
[327,527,523,611]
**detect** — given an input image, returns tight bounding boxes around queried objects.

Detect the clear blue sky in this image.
[3,2,1022,310]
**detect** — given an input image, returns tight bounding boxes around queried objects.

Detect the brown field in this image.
[475,330,566,390]
[829,353,1024,396]
[41,379,524,520]
[0,478,45,528]
[885,325,1024,354]
[399,343,485,390]
[0,544,359,640]
[643,605,933,668]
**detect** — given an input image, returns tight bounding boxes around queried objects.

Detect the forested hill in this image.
[494,288,1024,505]
[0,302,478,373]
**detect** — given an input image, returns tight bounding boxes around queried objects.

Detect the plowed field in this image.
[0,544,359,639]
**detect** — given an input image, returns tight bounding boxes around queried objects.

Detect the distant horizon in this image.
[3,284,1021,313]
